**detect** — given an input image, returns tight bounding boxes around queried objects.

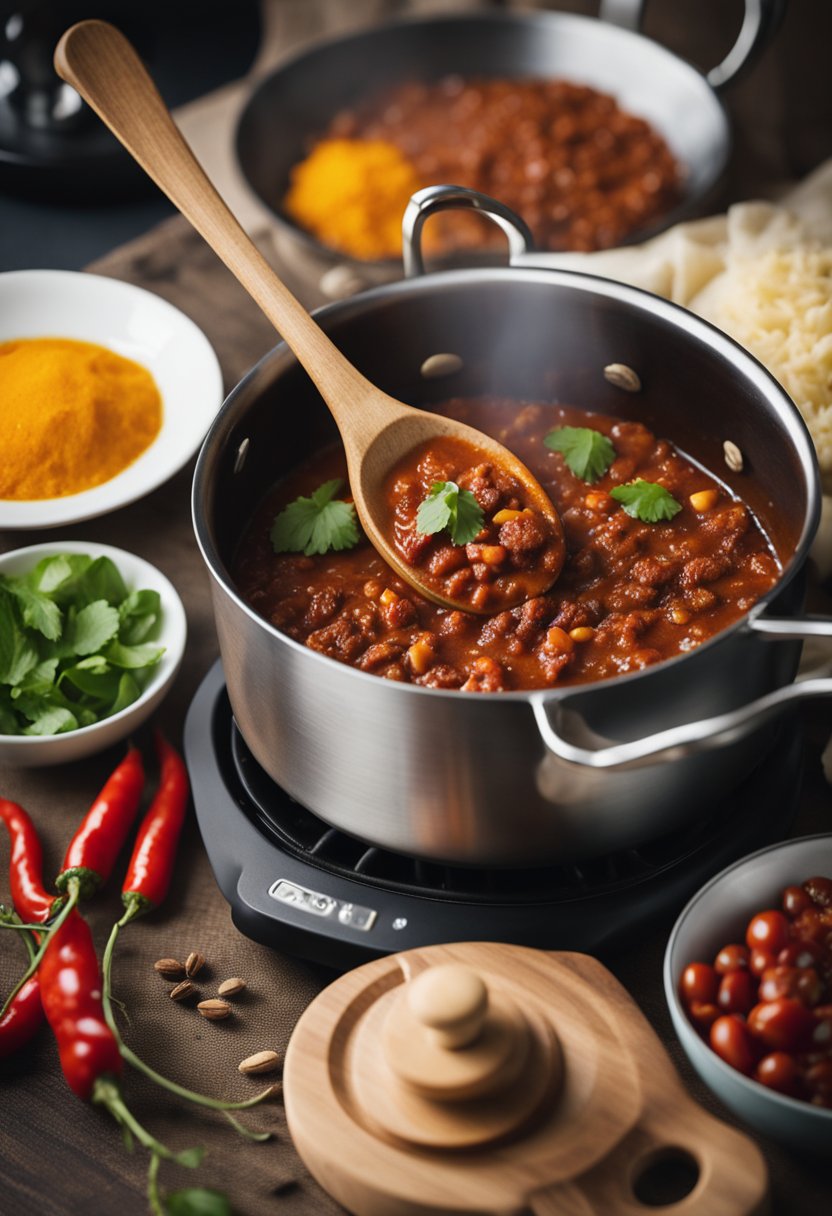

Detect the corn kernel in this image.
[584,492,611,512]
[689,488,719,513]
[671,607,691,625]
[545,626,574,654]
[406,638,435,675]
[480,545,507,567]
[569,626,595,642]
[379,588,399,607]
[493,508,522,524]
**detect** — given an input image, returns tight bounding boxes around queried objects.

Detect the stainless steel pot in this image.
[192,259,831,868]
[236,0,785,299]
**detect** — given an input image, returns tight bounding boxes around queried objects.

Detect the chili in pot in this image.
[236,397,780,694]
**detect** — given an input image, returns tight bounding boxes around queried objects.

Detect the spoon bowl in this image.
[54,19,564,614]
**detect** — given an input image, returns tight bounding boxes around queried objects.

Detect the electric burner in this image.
[185,661,802,969]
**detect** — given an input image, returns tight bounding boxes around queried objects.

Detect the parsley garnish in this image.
[544,426,615,483]
[415,481,485,546]
[270,479,360,556]
[610,479,682,522]
[0,555,165,737]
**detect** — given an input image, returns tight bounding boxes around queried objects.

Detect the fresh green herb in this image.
[164,1188,233,1216]
[415,481,484,546]
[270,478,360,557]
[543,426,616,483]
[0,555,165,736]
[610,479,683,522]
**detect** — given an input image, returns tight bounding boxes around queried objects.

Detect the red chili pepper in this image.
[38,908,122,1099]
[0,799,54,923]
[0,975,43,1060]
[121,733,189,917]
[55,748,145,900]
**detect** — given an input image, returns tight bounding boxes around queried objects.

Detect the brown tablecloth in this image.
[1,226,831,1215]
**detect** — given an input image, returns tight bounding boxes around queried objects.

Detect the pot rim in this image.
[236,7,730,273]
[192,264,820,705]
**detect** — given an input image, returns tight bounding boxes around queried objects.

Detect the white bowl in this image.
[664,835,832,1157]
[0,542,187,765]
[0,269,223,529]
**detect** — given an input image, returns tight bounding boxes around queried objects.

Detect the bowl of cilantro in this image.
[0,541,186,764]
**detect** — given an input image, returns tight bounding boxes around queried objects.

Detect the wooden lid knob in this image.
[407,964,488,1050]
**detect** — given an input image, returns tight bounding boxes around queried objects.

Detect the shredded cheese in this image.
[704,245,832,487]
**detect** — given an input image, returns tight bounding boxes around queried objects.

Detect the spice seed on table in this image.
[197,998,232,1020]
[185,950,206,978]
[238,1050,281,1075]
[154,958,185,979]
[217,977,246,998]
[169,980,197,1002]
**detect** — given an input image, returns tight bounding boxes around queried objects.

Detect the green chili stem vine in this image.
[0,878,80,1018]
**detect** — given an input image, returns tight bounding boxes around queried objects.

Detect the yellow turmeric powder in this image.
[0,337,162,500]
[284,138,426,261]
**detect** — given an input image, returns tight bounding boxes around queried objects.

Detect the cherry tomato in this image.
[805,1058,832,1103]
[680,962,718,1007]
[804,876,832,909]
[714,944,749,975]
[755,1052,800,1096]
[782,885,812,918]
[778,940,821,969]
[717,970,757,1016]
[710,1015,757,1075]
[811,1007,832,1051]
[792,908,829,946]
[746,910,791,955]
[749,948,776,977]
[688,1000,720,1031]
[759,966,823,1008]
[747,998,815,1052]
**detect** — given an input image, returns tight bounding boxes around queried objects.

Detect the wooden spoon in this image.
[55,20,565,614]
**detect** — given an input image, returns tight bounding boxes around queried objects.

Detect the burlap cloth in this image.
[1,218,830,1215]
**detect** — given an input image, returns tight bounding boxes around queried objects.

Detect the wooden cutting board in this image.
[284,942,768,1216]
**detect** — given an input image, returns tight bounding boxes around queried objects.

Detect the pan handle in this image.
[402,184,534,277]
[598,0,787,91]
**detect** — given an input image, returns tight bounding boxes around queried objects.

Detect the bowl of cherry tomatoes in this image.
[664,835,832,1156]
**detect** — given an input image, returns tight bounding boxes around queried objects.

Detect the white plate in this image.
[0,269,223,528]
[0,541,187,765]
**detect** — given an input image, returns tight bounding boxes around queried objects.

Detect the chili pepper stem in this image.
[102,906,276,1120]
[0,920,49,933]
[93,1077,203,1167]
[0,878,80,1019]
[147,1153,165,1216]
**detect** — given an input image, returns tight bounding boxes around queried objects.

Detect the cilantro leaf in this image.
[415,481,484,546]
[270,478,360,557]
[0,554,167,736]
[64,600,120,656]
[0,591,39,686]
[610,479,683,522]
[2,578,62,641]
[544,426,616,483]
[23,706,79,737]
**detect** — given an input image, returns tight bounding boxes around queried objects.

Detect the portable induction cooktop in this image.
[185,661,802,969]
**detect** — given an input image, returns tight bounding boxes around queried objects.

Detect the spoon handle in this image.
[54,20,381,419]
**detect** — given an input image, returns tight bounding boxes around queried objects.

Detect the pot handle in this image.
[402,184,535,278]
[531,675,832,771]
[598,0,787,91]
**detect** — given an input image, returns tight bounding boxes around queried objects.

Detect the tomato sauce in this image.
[234,398,780,693]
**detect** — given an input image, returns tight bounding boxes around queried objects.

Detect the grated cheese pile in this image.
[697,243,832,488]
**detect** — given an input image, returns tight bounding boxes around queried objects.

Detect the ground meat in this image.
[498,512,550,552]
